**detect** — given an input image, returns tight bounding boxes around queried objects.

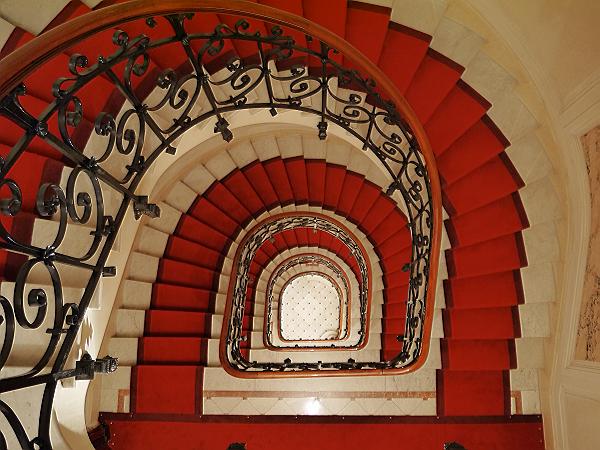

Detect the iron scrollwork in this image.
[225,215,371,372]
[0,9,434,447]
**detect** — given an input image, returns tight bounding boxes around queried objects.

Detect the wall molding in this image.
[560,68,600,136]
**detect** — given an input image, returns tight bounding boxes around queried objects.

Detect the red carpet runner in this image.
[105,416,544,450]
[0,0,541,447]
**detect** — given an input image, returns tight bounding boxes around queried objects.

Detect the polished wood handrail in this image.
[0,0,441,376]
[220,211,374,378]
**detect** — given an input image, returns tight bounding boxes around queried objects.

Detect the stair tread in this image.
[445,193,529,247]
[344,2,390,66]
[405,50,463,123]
[134,365,201,414]
[425,81,490,156]
[446,232,527,278]
[440,370,508,416]
[378,23,431,94]
[444,153,524,216]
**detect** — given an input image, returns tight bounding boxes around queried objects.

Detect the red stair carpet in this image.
[106,416,544,450]
[0,0,542,448]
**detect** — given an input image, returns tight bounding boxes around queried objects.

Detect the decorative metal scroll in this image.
[226,215,370,371]
[264,254,354,348]
[0,10,434,447]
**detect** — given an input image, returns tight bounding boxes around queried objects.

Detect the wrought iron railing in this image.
[226,215,370,367]
[0,0,441,447]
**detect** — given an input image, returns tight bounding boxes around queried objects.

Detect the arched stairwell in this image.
[0,1,562,449]
[102,135,422,415]
[259,251,359,349]
[235,226,372,355]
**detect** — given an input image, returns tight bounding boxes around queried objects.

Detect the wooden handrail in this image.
[0,0,441,376]
[220,212,375,378]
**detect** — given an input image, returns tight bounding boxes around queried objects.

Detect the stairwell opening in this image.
[279,272,343,341]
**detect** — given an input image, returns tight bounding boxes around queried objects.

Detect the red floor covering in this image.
[105,416,544,450]
[0,2,537,444]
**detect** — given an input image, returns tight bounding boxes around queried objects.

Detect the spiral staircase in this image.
[0,1,566,449]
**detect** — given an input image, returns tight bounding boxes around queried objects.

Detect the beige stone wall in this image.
[575,126,600,362]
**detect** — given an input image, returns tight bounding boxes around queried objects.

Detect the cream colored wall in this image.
[564,394,600,449]
[493,0,600,109]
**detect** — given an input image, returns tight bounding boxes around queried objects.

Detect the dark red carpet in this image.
[104,416,544,450]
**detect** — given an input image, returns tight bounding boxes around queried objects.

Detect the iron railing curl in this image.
[0,1,441,448]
